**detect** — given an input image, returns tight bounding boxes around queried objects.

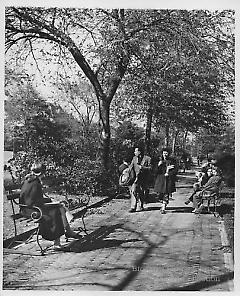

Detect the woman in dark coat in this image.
[154,148,177,213]
[20,162,81,249]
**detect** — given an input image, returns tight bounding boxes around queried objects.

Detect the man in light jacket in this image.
[129,146,152,212]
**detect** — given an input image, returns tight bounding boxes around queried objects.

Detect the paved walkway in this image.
[2,171,234,291]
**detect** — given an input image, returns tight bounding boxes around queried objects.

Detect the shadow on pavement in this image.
[166,206,194,213]
[63,224,141,253]
[158,271,234,291]
[143,206,193,213]
[10,221,230,291]
[111,244,155,291]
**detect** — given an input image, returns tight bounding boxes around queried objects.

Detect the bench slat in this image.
[7,192,21,200]
[4,184,22,191]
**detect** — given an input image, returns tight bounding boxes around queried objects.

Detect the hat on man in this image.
[31,162,46,176]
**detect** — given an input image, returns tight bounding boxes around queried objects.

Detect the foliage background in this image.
[4,8,235,193]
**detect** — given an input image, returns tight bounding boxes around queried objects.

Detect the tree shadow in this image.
[25,220,232,291]
[166,206,194,213]
[143,206,162,211]
[158,271,234,291]
[110,224,233,291]
[115,193,130,199]
[144,205,193,213]
[62,224,141,253]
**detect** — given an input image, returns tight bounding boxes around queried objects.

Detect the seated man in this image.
[20,162,81,250]
[185,167,212,205]
[192,167,222,214]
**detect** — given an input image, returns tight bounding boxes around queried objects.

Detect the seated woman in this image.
[185,167,212,205]
[20,162,81,250]
[192,167,222,214]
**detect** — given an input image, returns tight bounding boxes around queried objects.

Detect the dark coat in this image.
[20,174,65,241]
[154,157,177,194]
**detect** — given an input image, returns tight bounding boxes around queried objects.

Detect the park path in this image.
[3,171,233,291]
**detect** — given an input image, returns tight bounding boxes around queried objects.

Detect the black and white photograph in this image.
[1,0,237,292]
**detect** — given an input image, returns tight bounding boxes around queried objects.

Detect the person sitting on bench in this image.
[20,162,81,250]
[192,167,222,214]
[185,166,212,205]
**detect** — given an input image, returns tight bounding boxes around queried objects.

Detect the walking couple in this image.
[119,146,177,214]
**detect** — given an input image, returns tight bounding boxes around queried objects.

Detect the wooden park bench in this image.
[4,182,90,255]
[202,184,235,217]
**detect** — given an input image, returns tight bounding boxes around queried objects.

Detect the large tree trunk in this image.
[7,7,129,173]
[144,98,153,155]
[165,122,170,147]
[98,98,111,170]
[183,130,188,150]
[172,128,179,155]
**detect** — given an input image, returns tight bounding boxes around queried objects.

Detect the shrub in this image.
[9,151,118,196]
[215,153,235,187]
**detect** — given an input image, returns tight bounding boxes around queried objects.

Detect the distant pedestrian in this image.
[154,148,177,214]
[186,156,192,170]
[4,160,18,183]
[199,155,204,165]
[197,155,200,166]
[4,164,16,185]
[180,153,187,173]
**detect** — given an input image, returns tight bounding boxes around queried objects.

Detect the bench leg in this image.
[77,211,88,235]
[81,215,88,234]
[207,199,210,213]
[36,227,45,255]
[213,197,220,217]
[23,229,37,244]
[77,217,88,234]
[10,200,18,237]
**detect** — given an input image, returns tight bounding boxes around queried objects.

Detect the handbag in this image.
[119,164,136,187]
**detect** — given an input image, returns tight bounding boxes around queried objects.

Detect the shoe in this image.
[129,209,136,213]
[195,204,204,214]
[65,230,82,239]
[185,200,191,205]
[192,209,197,213]
[160,209,166,214]
[66,211,74,223]
[53,244,63,251]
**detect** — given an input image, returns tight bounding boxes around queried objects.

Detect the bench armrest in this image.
[18,203,43,222]
[78,195,90,207]
[63,195,90,210]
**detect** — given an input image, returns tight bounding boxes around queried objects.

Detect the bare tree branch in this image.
[27,38,42,74]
